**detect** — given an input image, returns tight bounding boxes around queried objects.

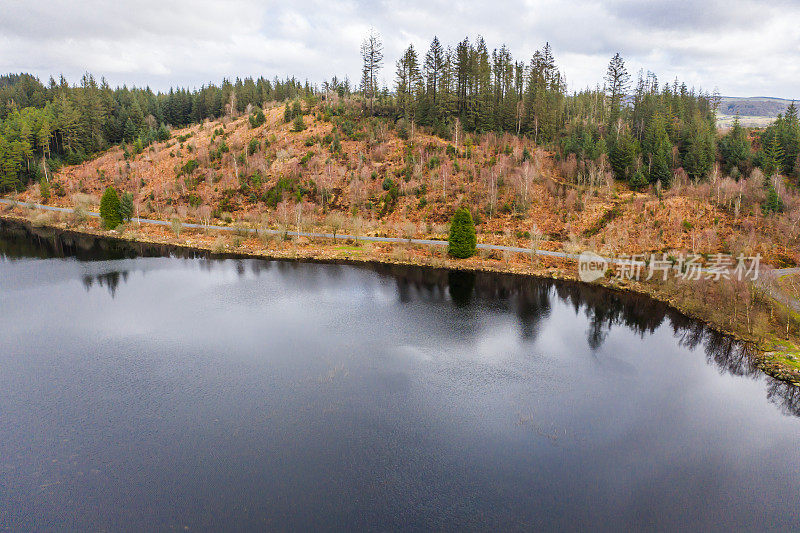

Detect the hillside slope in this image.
[16,98,800,266]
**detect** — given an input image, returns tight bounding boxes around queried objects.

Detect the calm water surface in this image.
[1,222,799,531]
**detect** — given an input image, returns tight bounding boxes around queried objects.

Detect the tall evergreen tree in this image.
[396,45,422,124]
[473,37,493,131]
[0,135,24,191]
[779,102,800,175]
[454,37,472,117]
[719,115,751,175]
[682,116,716,180]
[54,93,80,153]
[609,129,636,181]
[423,36,445,122]
[644,113,672,185]
[761,135,784,178]
[604,53,630,129]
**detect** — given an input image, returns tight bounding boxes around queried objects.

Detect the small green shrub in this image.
[180,159,199,175]
[156,124,170,141]
[763,185,784,214]
[300,151,314,165]
[249,109,266,128]
[629,167,648,191]
[292,114,306,132]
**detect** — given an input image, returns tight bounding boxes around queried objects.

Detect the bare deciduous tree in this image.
[327,211,344,241]
[360,29,384,115]
[529,223,543,266]
[199,205,212,231]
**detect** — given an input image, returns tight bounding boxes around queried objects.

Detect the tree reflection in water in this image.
[2,218,797,417]
[380,264,798,417]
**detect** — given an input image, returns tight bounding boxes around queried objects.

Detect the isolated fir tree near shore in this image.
[100,187,122,229]
[448,208,477,258]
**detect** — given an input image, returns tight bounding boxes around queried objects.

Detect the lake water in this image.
[1,221,799,531]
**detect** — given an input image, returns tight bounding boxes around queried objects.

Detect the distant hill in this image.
[719,96,795,117]
[716,96,797,128]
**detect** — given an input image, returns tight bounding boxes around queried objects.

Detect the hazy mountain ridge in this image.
[720,96,796,118]
[715,96,797,128]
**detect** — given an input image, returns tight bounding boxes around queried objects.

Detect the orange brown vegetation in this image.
[20,98,800,267]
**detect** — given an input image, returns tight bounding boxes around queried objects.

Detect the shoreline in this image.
[1,205,798,387]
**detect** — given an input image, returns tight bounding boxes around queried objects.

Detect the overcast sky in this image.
[1,0,798,98]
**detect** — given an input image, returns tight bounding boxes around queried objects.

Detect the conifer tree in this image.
[650,148,671,186]
[439,47,457,118]
[120,192,134,222]
[78,73,108,152]
[99,186,122,229]
[719,115,751,175]
[763,182,784,214]
[39,176,50,202]
[37,117,52,159]
[474,37,493,131]
[779,102,800,175]
[0,135,24,191]
[291,114,306,132]
[396,45,422,124]
[491,44,515,131]
[644,113,672,185]
[761,135,784,178]
[605,53,630,127]
[609,130,636,180]
[423,36,445,121]
[683,116,716,180]
[454,37,472,117]
[156,124,170,142]
[54,93,80,153]
[629,166,648,190]
[448,207,477,258]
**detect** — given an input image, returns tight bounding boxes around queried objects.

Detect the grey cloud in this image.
[606,0,775,32]
[0,0,797,99]
[0,0,257,41]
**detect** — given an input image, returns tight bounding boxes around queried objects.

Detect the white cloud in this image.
[0,0,797,98]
